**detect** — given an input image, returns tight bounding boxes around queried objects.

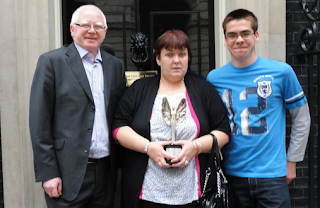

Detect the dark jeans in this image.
[45,157,114,208]
[228,176,291,208]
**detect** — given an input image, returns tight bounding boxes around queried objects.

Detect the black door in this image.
[62,0,214,77]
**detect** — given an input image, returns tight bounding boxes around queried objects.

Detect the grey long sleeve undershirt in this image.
[287,103,311,162]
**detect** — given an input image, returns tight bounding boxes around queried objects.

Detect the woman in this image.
[113,30,230,208]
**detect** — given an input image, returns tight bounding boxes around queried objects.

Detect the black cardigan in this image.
[113,73,230,208]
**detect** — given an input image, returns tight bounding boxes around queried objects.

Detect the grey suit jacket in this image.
[29,43,126,201]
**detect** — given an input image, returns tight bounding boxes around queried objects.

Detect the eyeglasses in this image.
[74,23,106,31]
[225,31,255,41]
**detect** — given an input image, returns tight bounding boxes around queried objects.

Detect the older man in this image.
[29,4,126,207]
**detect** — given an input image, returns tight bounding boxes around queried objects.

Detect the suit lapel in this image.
[65,43,94,103]
[101,52,111,110]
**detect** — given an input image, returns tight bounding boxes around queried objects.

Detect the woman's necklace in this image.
[160,79,184,92]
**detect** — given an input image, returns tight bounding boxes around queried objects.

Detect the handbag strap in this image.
[202,133,222,192]
[210,133,222,170]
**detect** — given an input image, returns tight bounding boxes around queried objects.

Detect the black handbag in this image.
[198,134,229,208]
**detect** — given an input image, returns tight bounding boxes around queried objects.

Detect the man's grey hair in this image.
[70,5,108,29]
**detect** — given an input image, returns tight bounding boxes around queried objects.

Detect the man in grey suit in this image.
[29,4,126,207]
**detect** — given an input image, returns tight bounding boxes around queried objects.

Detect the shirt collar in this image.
[74,42,102,62]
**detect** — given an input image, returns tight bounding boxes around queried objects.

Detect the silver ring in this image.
[158,161,161,166]
[185,160,189,165]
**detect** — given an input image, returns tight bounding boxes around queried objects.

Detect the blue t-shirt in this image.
[206,56,307,178]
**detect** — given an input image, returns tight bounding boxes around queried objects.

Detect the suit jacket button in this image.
[84,150,88,153]
[88,129,92,133]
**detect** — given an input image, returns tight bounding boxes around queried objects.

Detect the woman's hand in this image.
[166,131,229,168]
[147,141,175,168]
[169,140,197,168]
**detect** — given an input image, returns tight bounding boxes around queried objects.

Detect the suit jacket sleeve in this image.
[29,53,60,182]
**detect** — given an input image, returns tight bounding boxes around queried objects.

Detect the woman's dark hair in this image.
[222,9,258,34]
[154,30,192,63]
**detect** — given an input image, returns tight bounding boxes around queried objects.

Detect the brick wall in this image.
[286,1,318,207]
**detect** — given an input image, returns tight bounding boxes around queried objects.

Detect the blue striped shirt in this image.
[74,43,109,158]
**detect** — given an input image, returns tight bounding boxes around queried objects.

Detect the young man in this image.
[207,9,310,207]
[29,5,126,207]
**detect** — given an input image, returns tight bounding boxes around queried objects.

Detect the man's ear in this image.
[254,31,260,43]
[70,25,75,37]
